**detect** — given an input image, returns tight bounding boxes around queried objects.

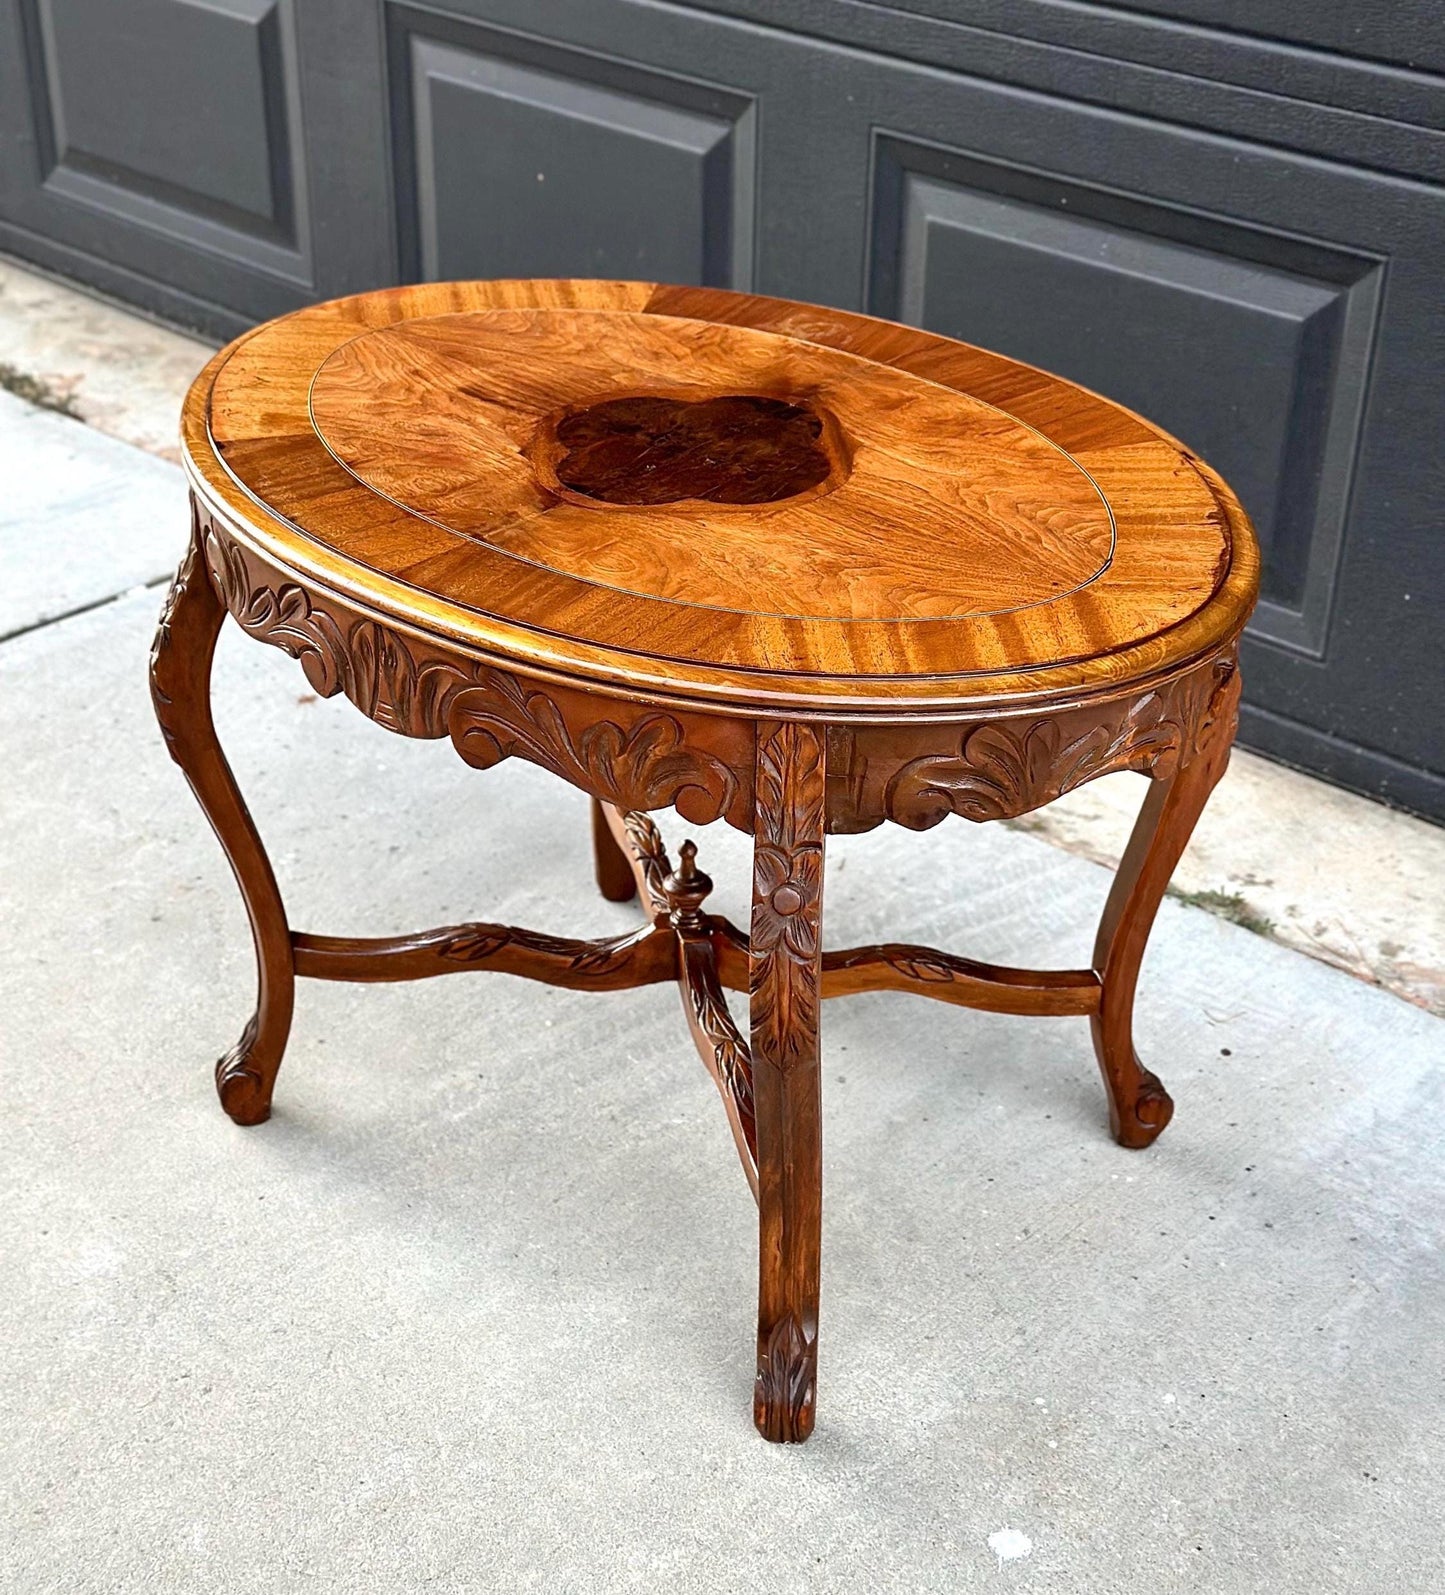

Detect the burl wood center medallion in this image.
[165,280,1259,1446]
[304,307,1114,623]
[544,393,840,506]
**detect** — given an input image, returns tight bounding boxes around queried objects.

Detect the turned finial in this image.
[662,838,713,931]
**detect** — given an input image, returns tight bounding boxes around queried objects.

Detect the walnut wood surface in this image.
[749,722,826,1443]
[1090,657,1241,1146]
[292,921,674,989]
[186,279,1257,711]
[157,278,1262,1446]
[549,394,834,506]
[299,305,1114,628]
[817,945,1099,1016]
[150,514,293,1126]
[589,797,638,904]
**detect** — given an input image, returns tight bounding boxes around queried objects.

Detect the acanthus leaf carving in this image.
[754,1312,816,1443]
[197,514,741,822]
[203,526,349,700]
[749,721,826,1073]
[621,810,673,915]
[1192,652,1242,763]
[438,923,646,977]
[149,530,205,763]
[880,650,1239,830]
[687,969,756,1153]
[448,671,737,822]
[344,618,458,735]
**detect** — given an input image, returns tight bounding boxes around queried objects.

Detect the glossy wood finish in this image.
[749,722,826,1442]
[589,797,637,904]
[292,921,674,990]
[1091,657,1242,1147]
[549,393,835,506]
[149,515,293,1127]
[156,280,1259,1443]
[186,279,1256,711]
[296,304,1119,634]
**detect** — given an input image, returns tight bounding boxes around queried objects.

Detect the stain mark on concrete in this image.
[0,361,82,419]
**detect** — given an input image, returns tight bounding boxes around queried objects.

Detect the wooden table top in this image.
[183,280,1258,716]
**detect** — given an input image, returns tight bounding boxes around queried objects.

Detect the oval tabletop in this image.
[183,280,1258,716]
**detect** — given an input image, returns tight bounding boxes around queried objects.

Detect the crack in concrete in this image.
[0,575,172,647]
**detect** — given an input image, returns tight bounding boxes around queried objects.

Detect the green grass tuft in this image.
[1168,886,1274,938]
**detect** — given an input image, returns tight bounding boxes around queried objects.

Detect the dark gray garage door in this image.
[3,0,1441,819]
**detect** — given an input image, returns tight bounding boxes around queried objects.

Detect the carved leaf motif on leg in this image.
[749,723,826,1071]
[680,944,757,1161]
[622,810,674,913]
[754,1312,816,1444]
[659,843,760,1187]
[749,720,826,1442]
[149,532,204,761]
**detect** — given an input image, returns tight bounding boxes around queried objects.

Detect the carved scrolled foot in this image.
[754,1312,817,1443]
[214,1015,276,1126]
[1095,1041,1175,1149]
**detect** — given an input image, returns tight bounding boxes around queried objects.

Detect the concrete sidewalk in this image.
[2,266,1443,1593]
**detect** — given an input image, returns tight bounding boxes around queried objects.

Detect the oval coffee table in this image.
[152,280,1259,1443]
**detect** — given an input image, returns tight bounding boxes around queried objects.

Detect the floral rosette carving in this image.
[752,844,823,965]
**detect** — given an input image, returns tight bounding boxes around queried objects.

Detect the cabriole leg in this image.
[1091,666,1241,1148]
[150,518,294,1126]
[750,722,826,1442]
